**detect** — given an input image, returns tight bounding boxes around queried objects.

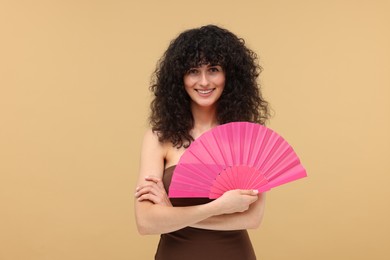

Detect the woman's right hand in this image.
[214,189,259,214]
[135,176,172,207]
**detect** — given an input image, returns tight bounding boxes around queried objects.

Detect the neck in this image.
[190,104,218,139]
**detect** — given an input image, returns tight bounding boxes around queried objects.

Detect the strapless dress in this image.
[154,165,256,260]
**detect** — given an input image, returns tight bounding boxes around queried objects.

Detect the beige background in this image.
[1,0,389,259]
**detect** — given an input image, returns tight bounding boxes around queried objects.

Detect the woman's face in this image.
[183,64,225,109]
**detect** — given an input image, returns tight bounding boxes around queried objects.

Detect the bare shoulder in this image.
[141,129,185,169]
[142,128,162,146]
[143,128,171,151]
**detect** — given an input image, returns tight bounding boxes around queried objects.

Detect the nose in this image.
[199,72,209,87]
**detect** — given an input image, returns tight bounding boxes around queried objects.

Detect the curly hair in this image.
[149,24,270,148]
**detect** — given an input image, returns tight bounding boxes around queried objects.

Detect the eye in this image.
[187,68,199,75]
[209,66,222,73]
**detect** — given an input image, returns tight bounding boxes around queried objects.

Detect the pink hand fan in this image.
[168,122,307,199]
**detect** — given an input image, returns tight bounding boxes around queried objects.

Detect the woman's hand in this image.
[135,176,172,207]
[213,189,259,215]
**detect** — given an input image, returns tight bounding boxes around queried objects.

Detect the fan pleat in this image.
[261,142,293,175]
[169,122,307,198]
[242,124,254,165]
[198,136,225,166]
[214,127,233,165]
[250,128,270,167]
[209,166,271,198]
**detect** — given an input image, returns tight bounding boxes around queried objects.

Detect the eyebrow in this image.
[187,63,222,70]
[196,63,221,68]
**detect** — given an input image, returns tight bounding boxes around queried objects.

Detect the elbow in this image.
[137,225,151,236]
[247,193,266,229]
[248,219,262,229]
[136,221,148,235]
[135,203,160,235]
[246,212,264,230]
[136,219,156,235]
[136,215,164,235]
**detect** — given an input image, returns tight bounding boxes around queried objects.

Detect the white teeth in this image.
[197,89,213,94]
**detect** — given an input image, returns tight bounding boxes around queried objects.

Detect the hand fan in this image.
[168,122,307,199]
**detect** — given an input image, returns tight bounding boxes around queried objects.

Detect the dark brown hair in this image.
[149,25,270,148]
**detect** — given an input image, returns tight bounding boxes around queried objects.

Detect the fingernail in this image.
[253,190,259,194]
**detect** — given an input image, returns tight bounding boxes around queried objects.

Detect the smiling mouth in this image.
[196,89,215,94]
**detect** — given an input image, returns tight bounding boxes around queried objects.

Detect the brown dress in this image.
[155,166,257,260]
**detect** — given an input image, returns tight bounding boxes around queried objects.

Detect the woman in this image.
[135,24,270,260]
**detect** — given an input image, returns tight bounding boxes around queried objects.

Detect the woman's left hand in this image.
[135,176,172,207]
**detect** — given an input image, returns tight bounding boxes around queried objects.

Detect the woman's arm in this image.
[134,130,259,235]
[136,177,266,231]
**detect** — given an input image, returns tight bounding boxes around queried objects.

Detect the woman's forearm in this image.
[190,193,266,231]
[135,199,220,235]
[135,190,261,235]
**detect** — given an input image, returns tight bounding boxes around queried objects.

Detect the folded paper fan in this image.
[168,122,307,199]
